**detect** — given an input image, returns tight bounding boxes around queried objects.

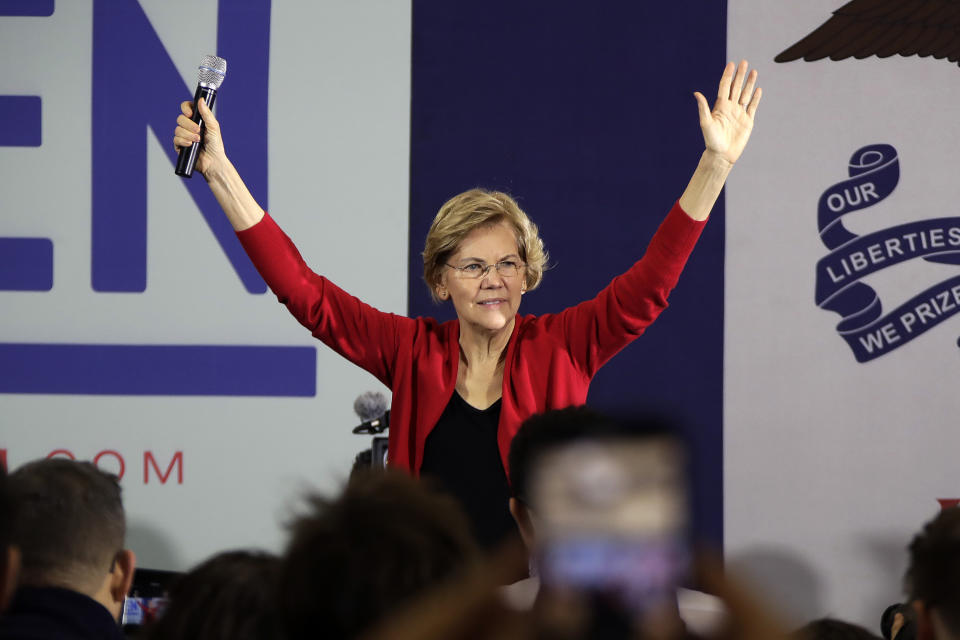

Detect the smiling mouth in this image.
[478,299,505,306]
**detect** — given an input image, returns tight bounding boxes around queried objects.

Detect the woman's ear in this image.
[435,276,449,300]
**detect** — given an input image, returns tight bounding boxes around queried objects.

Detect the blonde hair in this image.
[422,188,548,303]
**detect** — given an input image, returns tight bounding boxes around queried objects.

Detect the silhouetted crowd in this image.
[0,407,956,640]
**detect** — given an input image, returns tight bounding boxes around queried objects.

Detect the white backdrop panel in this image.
[727,0,960,628]
[0,0,410,570]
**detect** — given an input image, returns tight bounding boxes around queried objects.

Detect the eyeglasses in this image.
[445,259,526,279]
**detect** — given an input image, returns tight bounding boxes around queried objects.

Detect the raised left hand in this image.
[694,60,762,166]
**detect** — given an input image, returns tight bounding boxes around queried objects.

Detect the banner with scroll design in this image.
[815,144,960,362]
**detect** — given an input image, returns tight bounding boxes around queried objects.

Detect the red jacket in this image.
[236,202,705,477]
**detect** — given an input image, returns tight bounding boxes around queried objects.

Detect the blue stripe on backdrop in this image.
[0,344,316,396]
[409,2,727,547]
[0,1,54,17]
[0,96,41,146]
[0,238,52,291]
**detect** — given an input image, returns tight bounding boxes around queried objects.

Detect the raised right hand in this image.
[693,60,762,167]
[173,97,226,178]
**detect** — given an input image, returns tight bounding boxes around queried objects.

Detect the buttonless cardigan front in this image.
[235,201,705,479]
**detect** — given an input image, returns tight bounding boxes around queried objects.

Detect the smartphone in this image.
[121,568,179,628]
[529,436,689,619]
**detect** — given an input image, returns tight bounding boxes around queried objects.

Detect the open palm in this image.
[694,60,761,166]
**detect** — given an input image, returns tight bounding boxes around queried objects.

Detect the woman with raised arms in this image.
[172,61,762,549]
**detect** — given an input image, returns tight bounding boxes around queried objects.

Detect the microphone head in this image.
[354,391,388,422]
[197,55,227,89]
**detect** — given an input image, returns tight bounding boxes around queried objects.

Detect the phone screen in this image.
[121,568,179,627]
[529,436,689,616]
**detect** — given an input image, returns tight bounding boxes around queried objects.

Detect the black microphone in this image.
[352,391,390,434]
[175,55,227,178]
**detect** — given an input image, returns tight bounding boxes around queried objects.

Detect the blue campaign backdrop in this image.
[409,2,727,546]
[1,0,725,549]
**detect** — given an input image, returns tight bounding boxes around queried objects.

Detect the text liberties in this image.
[814,144,960,361]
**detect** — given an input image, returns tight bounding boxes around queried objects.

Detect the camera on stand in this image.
[351,391,390,471]
[353,435,389,470]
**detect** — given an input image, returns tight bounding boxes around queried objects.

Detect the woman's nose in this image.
[481,268,504,287]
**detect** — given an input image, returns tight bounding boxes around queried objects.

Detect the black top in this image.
[0,586,124,640]
[420,392,519,550]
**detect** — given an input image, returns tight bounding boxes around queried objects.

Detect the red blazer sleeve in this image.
[553,201,706,378]
[235,213,407,388]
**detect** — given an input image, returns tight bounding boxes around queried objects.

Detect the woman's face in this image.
[439,221,526,336]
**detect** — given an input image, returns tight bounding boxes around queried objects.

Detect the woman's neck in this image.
[458,317,515,367]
